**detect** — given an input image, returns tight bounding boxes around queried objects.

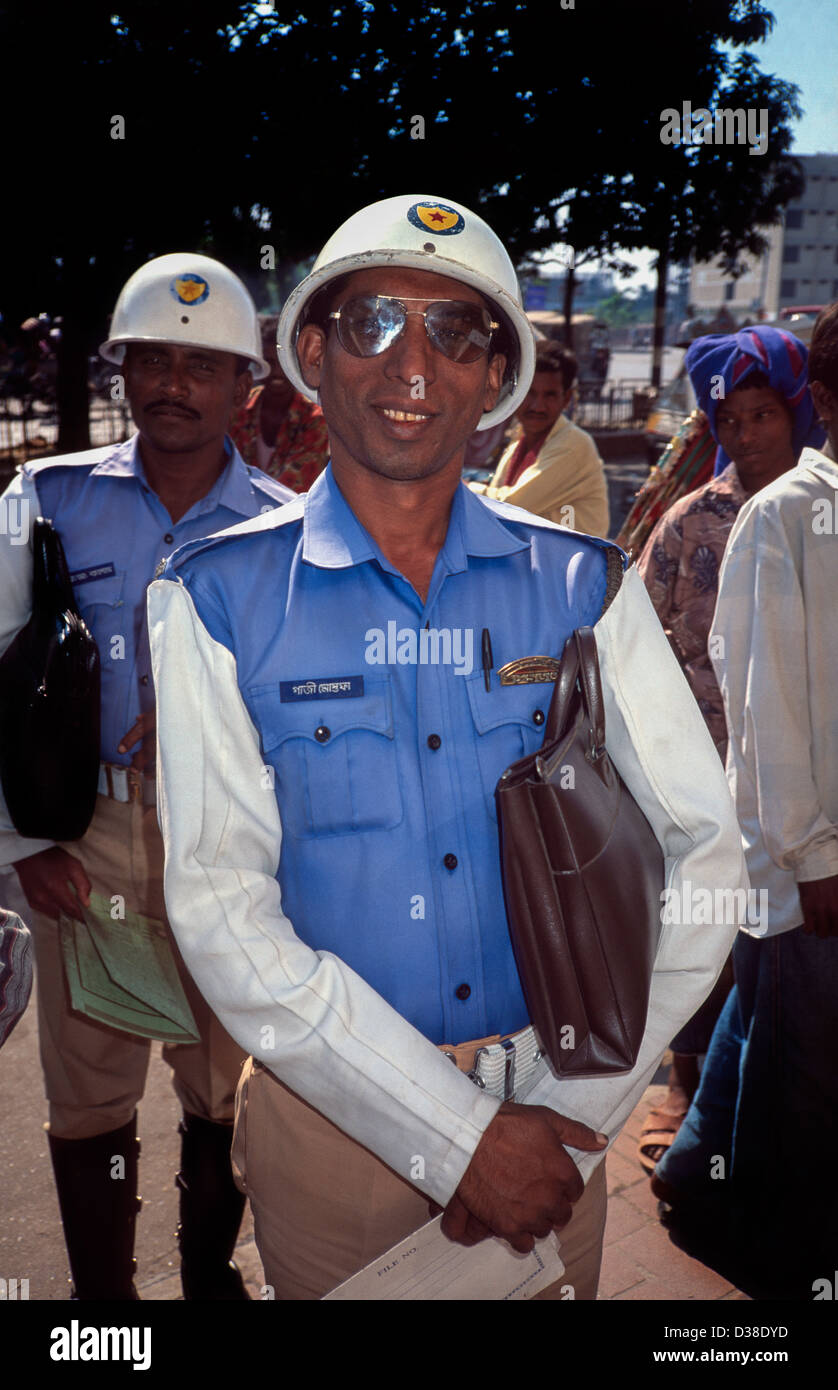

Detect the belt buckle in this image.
[104,763,126,801]
[103,762,144,804]
[467,1035,522,1101]
[467,1046,489,1090]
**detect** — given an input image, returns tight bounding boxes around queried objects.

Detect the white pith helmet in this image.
[99,252,269,379]
[277,194,535,429]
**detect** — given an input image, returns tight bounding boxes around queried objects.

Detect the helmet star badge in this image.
[170,275,210,305]
[407,202,465,236]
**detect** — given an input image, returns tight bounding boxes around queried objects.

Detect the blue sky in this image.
[746,0,837,153]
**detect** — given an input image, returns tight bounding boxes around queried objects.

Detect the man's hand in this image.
[118,710,156,773]
[798,874,838,938]
[443,1101,608,1254]
[13,846,92,920]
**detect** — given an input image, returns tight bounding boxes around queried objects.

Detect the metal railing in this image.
[573,379,655,431]
[0,396,133,460]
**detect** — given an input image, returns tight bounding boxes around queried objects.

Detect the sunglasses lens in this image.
[427,302,494,362]
[332,296,495,362]
[336,296,405,357]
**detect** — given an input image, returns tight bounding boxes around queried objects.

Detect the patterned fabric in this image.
[616,410,716,558]
[0,909,32,1046]
[230,386,329,493]
[685,325,825,476]
[637,462,746,756]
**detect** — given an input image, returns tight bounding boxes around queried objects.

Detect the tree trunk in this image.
[651,245,669,390]
[56,321,91,454]
[562,264,575,348]
[56,257,92,455]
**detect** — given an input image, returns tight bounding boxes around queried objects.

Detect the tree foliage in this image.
[0,0,804,441]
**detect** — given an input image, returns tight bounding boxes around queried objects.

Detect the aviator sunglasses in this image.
[327,294,499,363]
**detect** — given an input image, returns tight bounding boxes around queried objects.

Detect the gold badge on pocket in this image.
[498,656,561,685]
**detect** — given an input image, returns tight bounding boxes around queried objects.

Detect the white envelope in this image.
[323,1216,566,1301]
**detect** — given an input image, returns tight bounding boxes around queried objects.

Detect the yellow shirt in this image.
[470,413,610,538]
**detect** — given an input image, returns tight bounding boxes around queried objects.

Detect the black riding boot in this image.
[47,1114,141,1300]
[176,1112,249,1300]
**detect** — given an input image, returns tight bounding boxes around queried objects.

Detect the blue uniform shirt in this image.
[28,435,292,766]
[164,465,616,1044]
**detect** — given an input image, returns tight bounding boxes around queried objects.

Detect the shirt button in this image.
[140,675,149,686]
[314,726,331,743]
[455,983,471,1001]
[533,708,545,726]
[427,734,441,750]
[444,853,458,871]
[163,533,174,545]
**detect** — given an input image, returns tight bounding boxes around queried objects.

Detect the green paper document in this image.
[59,892,200,1044]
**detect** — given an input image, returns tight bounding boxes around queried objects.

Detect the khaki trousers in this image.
[232,1056,608,1301]
[28,794,247,1139]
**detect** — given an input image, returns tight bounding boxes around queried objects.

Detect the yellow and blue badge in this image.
[407,201,465,236]
[170,274,210,305]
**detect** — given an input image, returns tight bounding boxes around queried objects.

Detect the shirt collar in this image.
[302,463,530,573]
[717,460,747,504]
[89,433,263,518]
[799,445,838,490]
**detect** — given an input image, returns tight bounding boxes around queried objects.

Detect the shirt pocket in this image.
[247,674,403,839]
[465,672,551,820]
[72,572,128,653]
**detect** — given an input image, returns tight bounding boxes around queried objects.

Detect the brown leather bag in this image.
[495,625,664,1078]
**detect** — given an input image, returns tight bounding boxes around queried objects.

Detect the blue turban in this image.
[685,325,825,475]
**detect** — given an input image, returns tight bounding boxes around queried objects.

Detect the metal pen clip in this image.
[500,1037,516,1101]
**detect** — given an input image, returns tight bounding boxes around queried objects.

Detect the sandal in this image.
[636,1096,689,1175]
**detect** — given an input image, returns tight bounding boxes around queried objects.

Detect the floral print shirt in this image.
[637,463,746,757]
[230,386,329,493]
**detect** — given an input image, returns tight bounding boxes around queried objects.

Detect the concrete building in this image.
[688,152,838,320]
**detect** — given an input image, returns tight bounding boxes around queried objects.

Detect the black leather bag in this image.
[0,517,100,841]
[495,626,664,1078]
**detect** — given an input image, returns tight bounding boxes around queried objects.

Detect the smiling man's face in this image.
[296,266,506,483]
[124,341,250,455]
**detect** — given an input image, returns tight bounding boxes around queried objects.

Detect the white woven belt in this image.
[98,762,157,807]
[444,1025,545,1103]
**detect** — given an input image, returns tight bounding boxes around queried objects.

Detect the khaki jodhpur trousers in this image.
[233,1055,608,1301]
[29,794,246,1140]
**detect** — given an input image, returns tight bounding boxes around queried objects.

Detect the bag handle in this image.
[32,518,80,619]
[544,626,606,756]
[545,633,580,743]
[575,627,606,756]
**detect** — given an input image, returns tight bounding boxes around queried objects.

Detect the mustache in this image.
[145,400,200,418]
